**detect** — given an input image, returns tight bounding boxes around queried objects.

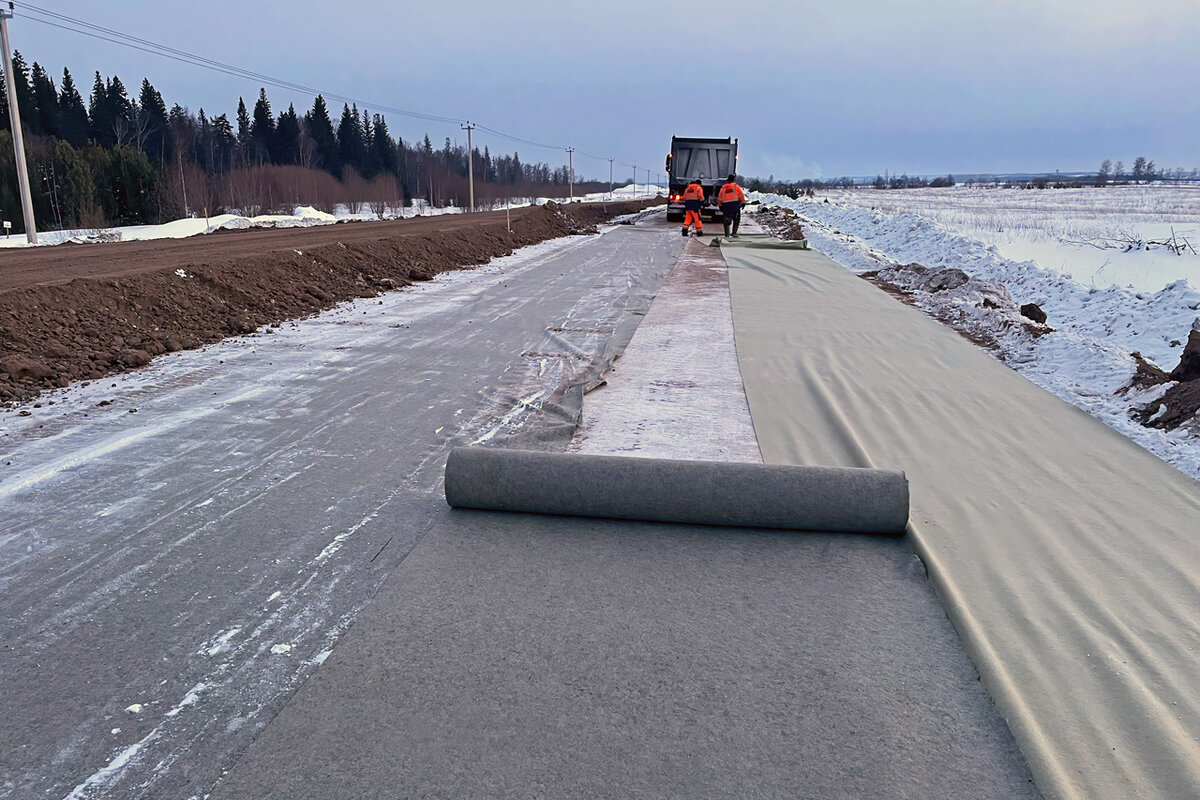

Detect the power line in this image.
[17,4,461,125]
[14,3,657,186]
[472,123,566,153]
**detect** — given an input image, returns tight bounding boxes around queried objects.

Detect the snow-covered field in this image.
[833,184,1200,294]
[753,185,1200,479]
[0,184,664,249]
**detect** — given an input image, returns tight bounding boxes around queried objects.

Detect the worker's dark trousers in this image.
[721,202,741,236]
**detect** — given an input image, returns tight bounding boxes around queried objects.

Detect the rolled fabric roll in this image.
[445,447,908,534]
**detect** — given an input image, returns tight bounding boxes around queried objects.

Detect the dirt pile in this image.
[756,206,807,241]
[1133,322,1200,430]
[0,200,657,404]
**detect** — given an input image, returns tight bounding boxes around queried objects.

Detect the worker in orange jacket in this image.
[718,173,747,237]
[681,178,705,237]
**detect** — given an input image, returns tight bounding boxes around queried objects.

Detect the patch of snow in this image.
[61,733,160,800]
[163,682,208,717]
[200,626,243,658]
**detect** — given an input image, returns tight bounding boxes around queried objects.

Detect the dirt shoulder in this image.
[0,200,658,403]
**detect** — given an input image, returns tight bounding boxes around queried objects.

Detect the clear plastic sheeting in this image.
[722,241,1200,800]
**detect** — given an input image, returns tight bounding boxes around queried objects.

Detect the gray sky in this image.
[11,0,1199,180]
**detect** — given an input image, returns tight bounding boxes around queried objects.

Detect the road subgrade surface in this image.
[0,214,680,799]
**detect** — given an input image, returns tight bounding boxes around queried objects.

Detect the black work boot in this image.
[681,228,689,237]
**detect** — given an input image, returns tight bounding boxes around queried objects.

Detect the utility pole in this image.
[0,3,37,244]
[566,147,574,201]
[608,157,613,200]
[461,122,475,212]
[633,165,637,196]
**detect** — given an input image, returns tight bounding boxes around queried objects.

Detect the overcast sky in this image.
[10,0,1199,180]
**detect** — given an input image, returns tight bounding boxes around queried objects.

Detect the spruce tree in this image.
[235,97,251,164]
[371,114,396,177]
[250,88,274,164]
[483,145,496,182]
[88,71,112,146]
[30,62,59,138]
[10,52,34,133]
[359,108,377,176]
[138,78,171,165]
[274,103,301,166]
[306,94,339,176]
[167,103,195,166]
[105,75,136,146]
[337,103,363,176]
[197,108,211,171]
[58,69,89,147]
[211,113,235,172]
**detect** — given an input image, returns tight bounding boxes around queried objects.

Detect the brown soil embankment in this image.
[0,200,657,403]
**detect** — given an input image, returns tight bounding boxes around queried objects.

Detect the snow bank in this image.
[0,185,663,250]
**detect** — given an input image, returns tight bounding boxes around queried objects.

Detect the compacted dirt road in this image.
[0,200,656,401]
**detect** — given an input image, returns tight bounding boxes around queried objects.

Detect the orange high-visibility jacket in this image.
[718,181,746,204]
[683,183,705,201]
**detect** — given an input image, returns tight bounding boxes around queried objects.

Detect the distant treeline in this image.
[747,159,1200,197]
[744,175,863,195]
[0,53,611,231]
[1094,157,1197,187]
[745,173,956,196]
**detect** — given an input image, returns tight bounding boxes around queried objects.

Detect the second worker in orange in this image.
[682,178,705,237]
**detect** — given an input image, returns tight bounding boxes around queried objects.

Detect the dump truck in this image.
[665,136,739,223]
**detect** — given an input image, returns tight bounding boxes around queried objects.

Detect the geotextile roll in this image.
[444,447,909,534]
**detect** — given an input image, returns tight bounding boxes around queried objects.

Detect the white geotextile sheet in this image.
[723,242,1200,800]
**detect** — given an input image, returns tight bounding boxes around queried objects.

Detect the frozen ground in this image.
[752,188,1200,480]
[0,185,664,250]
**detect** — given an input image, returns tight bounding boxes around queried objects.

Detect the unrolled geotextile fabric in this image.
[721,240,1200,800]
[444,446,909,533]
